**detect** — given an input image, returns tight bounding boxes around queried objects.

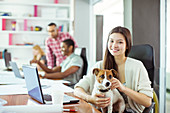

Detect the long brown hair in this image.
[103,26,132,71]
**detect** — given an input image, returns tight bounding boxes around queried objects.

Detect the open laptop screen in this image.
[10,61,24,79]
[22,65,45,104]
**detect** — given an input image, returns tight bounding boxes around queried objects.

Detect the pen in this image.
[63,109,77,112]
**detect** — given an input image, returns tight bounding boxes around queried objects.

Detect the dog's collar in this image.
[99,88,110,92]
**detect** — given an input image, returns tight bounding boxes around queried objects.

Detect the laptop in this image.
[9,61,24,79]
[22,65,79,104]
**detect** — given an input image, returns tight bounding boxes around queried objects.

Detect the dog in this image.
[92,68,125,113]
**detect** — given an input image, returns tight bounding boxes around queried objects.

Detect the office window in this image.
[93,0,124,59]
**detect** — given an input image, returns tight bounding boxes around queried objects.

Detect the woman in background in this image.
[30,45,47,71]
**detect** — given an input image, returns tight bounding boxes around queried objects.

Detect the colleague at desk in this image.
[74,26,153,113]
[46,22,78,68]
[32,39,83,87]
[30,45,47,71]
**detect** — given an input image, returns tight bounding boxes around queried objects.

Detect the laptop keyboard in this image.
[43,94,79,103]
[43,94,52,101]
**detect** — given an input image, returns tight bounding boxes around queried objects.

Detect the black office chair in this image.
[74,47,88,79]
[128,44,158,113]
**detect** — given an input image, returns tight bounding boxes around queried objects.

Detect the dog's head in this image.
[93,68,118,90]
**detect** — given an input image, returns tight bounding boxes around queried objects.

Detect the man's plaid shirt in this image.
[45,32,78,68]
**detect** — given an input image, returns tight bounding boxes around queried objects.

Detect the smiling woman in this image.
[108,33,127,57]
[74,26,153,113]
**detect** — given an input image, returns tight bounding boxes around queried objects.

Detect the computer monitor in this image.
[4,52,11,68]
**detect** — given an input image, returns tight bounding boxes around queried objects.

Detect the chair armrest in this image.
[143,102,155,113]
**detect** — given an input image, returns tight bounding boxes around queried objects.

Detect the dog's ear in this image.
[93,68,100,76]
[111,69,118,78]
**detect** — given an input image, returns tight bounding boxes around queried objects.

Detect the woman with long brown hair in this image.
[74,26,153,113]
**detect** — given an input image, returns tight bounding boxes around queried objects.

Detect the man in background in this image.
[46,23,78,68]
[33,39,83,87]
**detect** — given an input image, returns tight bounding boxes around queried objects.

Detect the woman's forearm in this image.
[122,86,152,107]
[74,87,92,102]
[37,61,53,73]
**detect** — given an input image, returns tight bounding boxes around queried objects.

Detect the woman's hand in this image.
[111,77,126,92]
[39,73,46,79]
[30,59,40,64]
[88,93,110,108]
[30,59,37,64]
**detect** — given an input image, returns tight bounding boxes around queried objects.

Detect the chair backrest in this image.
[128,44,158,113]
[74,47,88,79]
[128,44,155,88]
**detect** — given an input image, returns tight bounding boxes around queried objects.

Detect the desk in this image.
[0,93,101,113]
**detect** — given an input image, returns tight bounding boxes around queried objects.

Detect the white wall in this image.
[74,0,96,71]
[74,0,90,53]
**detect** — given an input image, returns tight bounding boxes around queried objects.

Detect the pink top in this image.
[45,32,78,68]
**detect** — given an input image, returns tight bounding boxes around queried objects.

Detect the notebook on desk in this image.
[9,61,24,79]
[22,65,79,104]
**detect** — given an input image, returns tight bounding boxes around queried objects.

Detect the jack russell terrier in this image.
[92,68,125,113]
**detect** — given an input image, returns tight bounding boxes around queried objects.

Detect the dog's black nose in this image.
[106,82,110,87]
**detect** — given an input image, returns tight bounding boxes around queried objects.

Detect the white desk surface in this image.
[0,70,73,95]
